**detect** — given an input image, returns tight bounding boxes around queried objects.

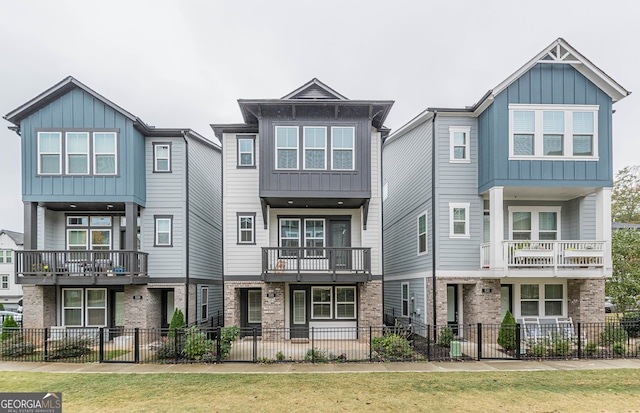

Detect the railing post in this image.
[99,328,104,363]
[577,322,582,359]
[216,327,222,363]
[477,323,482,361]
[44,327,49,362]
[369,326,373,362]
[174,329,179,363]
[253,328,257,363]
[515,323,521,360]
[311,327,315,363]
[134,328,140,363]
[426,325,431,362]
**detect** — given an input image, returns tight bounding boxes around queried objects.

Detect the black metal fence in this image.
[2,319,640,364]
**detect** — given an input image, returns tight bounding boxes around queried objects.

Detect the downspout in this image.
[182,132,191,324]
[431,111,437,327]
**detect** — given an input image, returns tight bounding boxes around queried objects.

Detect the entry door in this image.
[161,289,174,330]
[447,285,459,334]
[240,289,262,335]
[328,220,351,270]
[290,286,310,338]
[501,285,513,320]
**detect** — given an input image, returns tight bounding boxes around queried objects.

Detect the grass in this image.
[1,369,640,412]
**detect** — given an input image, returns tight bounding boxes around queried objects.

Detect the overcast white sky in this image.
[1,0,638,233]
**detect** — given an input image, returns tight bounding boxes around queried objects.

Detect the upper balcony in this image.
[15,250,149,285]
[262,247,371,283]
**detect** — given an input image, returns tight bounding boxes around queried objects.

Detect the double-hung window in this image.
[0,250,12,264]
[237,213,255,244]
[401,283,409,317]
[509,104,598,159]
[449,203,470,238]
[1,275,8,289]
[417,212,427,255]
[66,132,89,174]
[63,288,83,326]
[86,288,107,326]
[201,287,209,321]
[449,126,470,162]
[519,283,564,317]
[303,127,326,169]
[237,136,255,167]
[276,126,298,169]
[154,143,171,172]
[93,132,117,174]
[312,286,332,319]
[509,206,560,241]
[279,218,300,257]
[38,132,62,174]
[304,219,324,257]
[155,216,173,246]
[335,287,356,319]
[331,127,354,170]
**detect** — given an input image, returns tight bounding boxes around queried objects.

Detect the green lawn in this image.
[1,369,639,412]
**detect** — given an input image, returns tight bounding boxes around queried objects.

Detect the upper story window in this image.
[155,216,173,247]
[66,215,112,250]
[304,219,325,257]
[237,213,255,244]
[66,132,89,174]
[449,126,470,162]
[276,126,299,169]
[509,104,599,160]
[0,250,13,264]
[37,130,118,175]
[331,127,355,170]
[303,127,326,170]
[449,203,470,238]
[153,143,171,172]
[38,132,62,174]
[509,206,561,241]
[237,136,255,167]
[1,274,8,289]
[417,212,427,255]
[94,133,117,175]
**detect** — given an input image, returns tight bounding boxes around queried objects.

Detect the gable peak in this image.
[281,78,348,100]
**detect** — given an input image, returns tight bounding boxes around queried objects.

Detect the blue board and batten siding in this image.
[478,63,613,193]
[20,88,146,204]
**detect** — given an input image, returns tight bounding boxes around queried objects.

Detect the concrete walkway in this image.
[1,358,640,374]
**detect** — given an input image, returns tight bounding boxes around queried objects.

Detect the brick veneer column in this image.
[568,278,605,323]
[22,285,55,328]
[359,281,382,327]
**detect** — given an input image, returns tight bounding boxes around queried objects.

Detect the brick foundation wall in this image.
[22,285,56,329]
[568,278,605,323]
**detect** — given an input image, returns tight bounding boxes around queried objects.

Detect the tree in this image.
[168,308,186,338]
[497,310,517,351]
[606,228,640,314]
[612,166,640,224]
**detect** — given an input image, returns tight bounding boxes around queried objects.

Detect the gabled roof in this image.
[281,78,348,100]
[0,229,24,246]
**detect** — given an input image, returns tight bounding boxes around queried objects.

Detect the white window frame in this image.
[1,274,8,289]
[279,218,300,257]
[508,206,562,241]
[508,104,599,160]
[449,203,470,238]
[90,229,111,250]
[93,132,118,175]
[154,143,171,172]
[382,182,388,201]
[85,288,107,327]
[67,229,88,250]
[401,283,409,317]
[517,282,566,318]
[155,217,173,246]
[238,214,255,244]
[311,286,332,319]
[201,287,208,321]
[0,250,12,264]
[417,212,428,255]
[304,218,325,257]
[331,126,355,170]
[303,126,327,170]
[65,132,90,175]
[275,126,299,170]
[335,286,356,319]
[37,131,62,175]
[247,290,262,324]
[449,126,471,163]
[237,137,255,167]
[62,288,84,327]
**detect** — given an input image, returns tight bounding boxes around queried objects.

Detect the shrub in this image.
[1,335,35,357]
[552,339,571,357]
[620,312,640,338]
[585,342,598,356]
[276,351,286,361]
[600,325,628,346]
[1,315,19,341]
[529,344,547,357]
[438,326,454,348]
[168,309,186,338]
[182,326,215,360]
[304,348,328,363]
[497,310,517,351]
[371,334,413,360]
[50,337,93,359]
[154,339,178,360]
[218,326,240,359]
[0,303,4,310]
[613,342,627,356]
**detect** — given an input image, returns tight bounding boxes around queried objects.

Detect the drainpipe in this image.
[182,132,191,324]
[431,111,437,327]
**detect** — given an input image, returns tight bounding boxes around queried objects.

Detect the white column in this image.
[595,187,612,274]
[489,186,505,271]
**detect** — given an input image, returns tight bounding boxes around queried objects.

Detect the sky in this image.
[0,0,638,233]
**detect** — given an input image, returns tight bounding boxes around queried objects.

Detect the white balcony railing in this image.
[481,241,605,270]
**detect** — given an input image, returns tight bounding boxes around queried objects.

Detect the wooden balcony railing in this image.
[480,241,605,270]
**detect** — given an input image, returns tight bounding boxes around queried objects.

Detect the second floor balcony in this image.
[262,247,371,283]
[15,250,149,285]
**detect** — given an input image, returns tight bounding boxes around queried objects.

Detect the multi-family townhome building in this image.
[0,229,24,311]
[212,79,393,337]
[382,38,629,329]
[3,77,223,330]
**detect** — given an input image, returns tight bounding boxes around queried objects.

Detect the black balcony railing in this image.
[15,250,148,279]
[262,247,371,281]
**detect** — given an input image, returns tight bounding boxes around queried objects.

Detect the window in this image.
[509,104,598,159]
[450,126,470,162]
[331,127,354,170]
[449,203,470,238]
[1,275,8,289]
[520,284,539,316]
[417,212,427,255]
[62,289,83,326]
[38,132,62,174]
[276,126,298,169]
[519,283,565,317]
[335,287,356,319]
[0,250,12,264]
[155,216,173,246]
[509,207,561,241]
[382,182,388,201]
[237,213,255,244]
[303,127,326,169]
[545,284,563,316]
[304,219,325,257]
[237,136,255,167]
[154,143,171,172]
[66,216,112,250]
[312,286,332,319]
[86,288,106,326]
[248,290,262,324]
[93,132,117,174]
[279,218,300,257]
[66,132,89,174]
[201,287,208,321]
[401,283,409,317]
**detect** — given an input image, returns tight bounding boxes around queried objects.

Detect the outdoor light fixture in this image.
[69,204,76,208]
[287,200,293,204]
[337,201,344,205]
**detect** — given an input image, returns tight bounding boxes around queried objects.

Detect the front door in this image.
[290,286,310,338]
[501,284,513,320]
[328,220,351,270]
[161,289,175,330]
[447,284,459,335]
[240,289,262,336]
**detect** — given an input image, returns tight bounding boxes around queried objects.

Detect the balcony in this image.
[262,247,371,282]
[480,241,605,274]
[15,250,149,285]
